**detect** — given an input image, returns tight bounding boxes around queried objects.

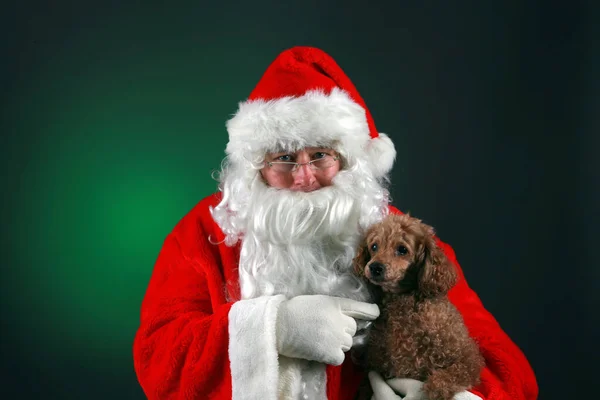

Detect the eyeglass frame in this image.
[264,154,340,173]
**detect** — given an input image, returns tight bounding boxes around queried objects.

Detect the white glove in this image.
[368,371,402,400]
[275,295,380,365]
[369,371,483,400]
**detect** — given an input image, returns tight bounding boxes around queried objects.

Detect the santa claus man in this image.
[133,47,538,400]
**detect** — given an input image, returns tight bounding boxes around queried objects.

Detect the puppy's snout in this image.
[368,262,386,281]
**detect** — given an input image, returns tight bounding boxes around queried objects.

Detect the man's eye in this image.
[396,246,408,256]
[277,155,292,162]
[370,243,378,252]
[313,152,327,159]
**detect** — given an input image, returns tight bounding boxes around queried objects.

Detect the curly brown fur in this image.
[353,214,484,400]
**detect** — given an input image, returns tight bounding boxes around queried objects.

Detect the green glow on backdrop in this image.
[7,45,234,364]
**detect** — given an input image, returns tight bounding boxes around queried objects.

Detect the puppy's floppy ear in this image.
[353,238,371,278]
[417,224,457,298]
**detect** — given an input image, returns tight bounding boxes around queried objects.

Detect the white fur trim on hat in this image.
[225,88,396,177]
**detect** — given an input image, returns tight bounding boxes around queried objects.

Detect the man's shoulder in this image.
[196,191,223,210]
[190,191,223,218]
[388,204,403,215]
[171,192,222,234]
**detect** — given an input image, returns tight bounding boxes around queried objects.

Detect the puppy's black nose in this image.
[369,262,386,281]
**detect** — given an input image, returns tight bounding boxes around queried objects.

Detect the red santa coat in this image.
[133,193,539,400]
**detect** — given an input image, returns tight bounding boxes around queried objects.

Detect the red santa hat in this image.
[225,46,396,178]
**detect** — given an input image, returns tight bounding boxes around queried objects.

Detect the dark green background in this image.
[2,1,597,399]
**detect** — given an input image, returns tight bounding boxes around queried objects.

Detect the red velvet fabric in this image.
[133,193,538,400]
[247,46,380,140]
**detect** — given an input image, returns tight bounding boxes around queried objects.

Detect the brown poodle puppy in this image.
[353,214,484,400]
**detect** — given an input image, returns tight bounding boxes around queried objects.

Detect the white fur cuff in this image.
[453,391,483,400]
[228,294,286,400]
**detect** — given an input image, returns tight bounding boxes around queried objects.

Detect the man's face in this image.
[260,147,341,192]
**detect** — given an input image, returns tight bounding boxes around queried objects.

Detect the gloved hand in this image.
[275,295,380,365]
[368,371,483,400]
[368,371,402,400]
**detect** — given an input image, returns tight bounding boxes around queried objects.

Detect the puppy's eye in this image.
[396,246,408,256]
[370,243,378,252]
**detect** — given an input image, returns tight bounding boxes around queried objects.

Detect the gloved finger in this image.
[386,378,424,397]
[403,393,426,400]
[325,349,345,366]
[338,298,380,320]
[343,315,358,336]
[368,371,402,400]
[340,332,353,352]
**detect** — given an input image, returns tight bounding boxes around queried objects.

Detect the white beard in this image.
[211,162,390,301]
[238,183,367,300]
[211,160,390,400]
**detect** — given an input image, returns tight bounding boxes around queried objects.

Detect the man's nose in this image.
[292,163,316,185]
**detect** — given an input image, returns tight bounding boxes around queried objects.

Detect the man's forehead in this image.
[265,144,337,155]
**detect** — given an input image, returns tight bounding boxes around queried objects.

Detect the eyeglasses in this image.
[265,154,340,174]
